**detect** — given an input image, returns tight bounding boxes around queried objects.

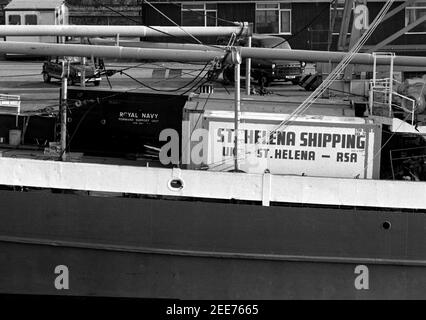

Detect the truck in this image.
[222,35,305,87]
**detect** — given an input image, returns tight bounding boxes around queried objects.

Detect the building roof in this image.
[5,0,65,10]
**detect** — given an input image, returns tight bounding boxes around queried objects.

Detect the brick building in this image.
[142,0,426,53]
[1,1,426,54]
[66,0,142,25]
[0,0,9,24]
[0,0,143,25]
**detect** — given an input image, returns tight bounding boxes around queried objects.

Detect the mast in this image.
[2,41,426,67]
[60,59,69,161]
[0,24,252,38]
[231,48,242,171]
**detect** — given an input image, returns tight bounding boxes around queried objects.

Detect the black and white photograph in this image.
[0,0,425,312]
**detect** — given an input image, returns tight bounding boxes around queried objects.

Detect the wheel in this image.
[43,72,51,83]
[222,67,235,84]
[291,78,300,85]
[93,80,100,86]
[257,75,270,87]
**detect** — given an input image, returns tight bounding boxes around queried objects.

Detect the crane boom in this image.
[2,41,426,67]
[0,24,251,38]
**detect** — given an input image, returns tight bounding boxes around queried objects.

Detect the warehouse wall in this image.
[141,2,181,26]
[66,0,142,25]
[2,0,426,55]
[0,0,9,25]
[291,2,330,51]
[366,1,426,55]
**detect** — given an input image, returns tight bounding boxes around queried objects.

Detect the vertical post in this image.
[234,61,241,171]
[245,36,252,95]
[60,60,68,161]
[388,53,394,117]
[81,56,86,87]
[80,37,86,87]
[372,53,377,85]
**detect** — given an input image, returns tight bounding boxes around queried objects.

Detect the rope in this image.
[246,0,395,155]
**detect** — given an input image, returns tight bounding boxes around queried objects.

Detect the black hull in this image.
[0,190,425,299]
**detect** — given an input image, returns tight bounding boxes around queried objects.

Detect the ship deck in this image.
[0,144,164,168]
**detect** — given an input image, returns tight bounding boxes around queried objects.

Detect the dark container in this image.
[66,88,188,158]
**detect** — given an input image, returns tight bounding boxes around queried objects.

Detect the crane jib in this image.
[0,41,426,67]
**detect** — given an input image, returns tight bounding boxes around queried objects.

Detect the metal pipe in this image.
[0,24,251,38]
[3,41,426,67]
[81,56,86,87]
[234,61,241,172]
[245,36,252,96]
[0,41,226,62]
[389,54,395,117]
[240,47,426,67]
[60,60,68,161]
[80,37,86,87]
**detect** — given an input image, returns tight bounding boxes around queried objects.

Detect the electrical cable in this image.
[210,0,395,172]
[87,37,112,89]
[119,61,211,93]
[143,0,204,45]
[190,91,213,136]
[91,0,185,40]
[143,0,226,51]
[261,0,394,138]
[91,0,225,52]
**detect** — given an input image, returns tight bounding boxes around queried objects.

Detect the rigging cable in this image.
[118,61,211,93]
[142,0,226,51]
[259,0,395,140]
[211,0,396,171]
[272,0,337,48]
[90,0,226,51]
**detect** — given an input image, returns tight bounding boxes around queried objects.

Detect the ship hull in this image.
[0,190,425,299]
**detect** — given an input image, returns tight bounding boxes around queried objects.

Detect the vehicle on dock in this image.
[222,35,305,87]
[42,56,102,86]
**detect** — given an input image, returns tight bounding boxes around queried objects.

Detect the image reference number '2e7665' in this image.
[210,305,258,315]
[166,304,258,318]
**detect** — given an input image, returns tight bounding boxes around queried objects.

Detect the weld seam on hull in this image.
[0,235,425,267]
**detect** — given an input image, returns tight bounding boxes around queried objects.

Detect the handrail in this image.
[369,79,416,125]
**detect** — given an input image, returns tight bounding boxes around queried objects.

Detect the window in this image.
[406,2,426,34]
[255,3,291,34]
[181,3,217,27]
[280,9,291,34]
[8,14,21,25]
[25,14,37,25]
[330,2,353,35]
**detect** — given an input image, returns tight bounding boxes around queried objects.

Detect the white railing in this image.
[392,91,416,125]
[369,78,417,125]
[0,94,21,114]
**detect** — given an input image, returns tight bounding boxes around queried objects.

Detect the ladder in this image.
[369,52,417,125]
